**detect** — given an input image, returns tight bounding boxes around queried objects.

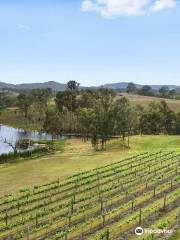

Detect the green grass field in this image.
[0,136,180,195]
[0,135,179,196]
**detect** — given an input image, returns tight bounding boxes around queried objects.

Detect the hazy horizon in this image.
[1,79,180,87]
[0,0,180,86]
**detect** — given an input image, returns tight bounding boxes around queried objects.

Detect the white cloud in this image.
[81,0,177,17]
[17,24,30,30]
[150,0,177,11]
[81,0,100,11]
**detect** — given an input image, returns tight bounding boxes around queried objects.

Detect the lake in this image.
[0,125,59,154]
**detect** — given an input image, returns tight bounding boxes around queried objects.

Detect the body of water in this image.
[0,125,58,154]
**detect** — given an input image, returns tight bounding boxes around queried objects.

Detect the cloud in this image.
[81,0,100,12]
[81,0,177,17]
[150,0,177,11]
[17,24,30,30]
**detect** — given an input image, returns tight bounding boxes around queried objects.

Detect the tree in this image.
[55,90,78,131]
[67,80,79,91]
[139,100,177,135]
[113,97,138,148]
[138,85,153,96]
[0,92,16,109]
[158,100,176,134]
[78,89,95,108]
[17,88,52,123]
[93,88,116,150]
[169,89,176,99]
[78,108,96,141]
[31,88,52,108]
[78,88,116,150]
[175,111,180,134]
[0,137,18,154]
[55,91,68,112]
[17,92,33,118]
[43,109,62,138]
[139,102,162,134]
[55,81,80,132]
[159,86,169,98]
[28,88,52,124]
[139,111,162,135]
[126,82,136,93]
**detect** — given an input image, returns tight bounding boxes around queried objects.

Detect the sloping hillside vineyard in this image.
[0,151,179,239]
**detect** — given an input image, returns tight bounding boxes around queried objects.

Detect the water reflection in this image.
[0,125,60,154]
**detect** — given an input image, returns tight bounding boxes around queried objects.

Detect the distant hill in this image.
[0,81,179,92]
[101,82,180,91]
[0,81,66,91]
[0,82,14,89]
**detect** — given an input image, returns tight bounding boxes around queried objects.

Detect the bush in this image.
[0,147,48,164]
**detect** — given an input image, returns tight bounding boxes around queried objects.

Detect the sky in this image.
[0,0,180,86]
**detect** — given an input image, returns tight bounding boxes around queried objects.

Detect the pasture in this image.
[119,93,180,112]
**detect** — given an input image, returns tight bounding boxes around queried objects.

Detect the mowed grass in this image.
[0,135,179,197]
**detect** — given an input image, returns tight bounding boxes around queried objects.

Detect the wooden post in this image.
[118,174,120,184]
[177,208,180,225]
[126,191,128,200]
[139,208,142,225]
[127,133,130,148]
[27,226,29,240]
[170,180,173,190]
[68,214,71,227]
[132,200,134,211]
[5,211,8,226]
[65,228,68,240]
[71,198,74,214]
[102,213,106,227]
[106,229,110,240]
[36,212,38,227]
[100,198,104,213]
[153,186,156,197]
[163,195,167,211]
